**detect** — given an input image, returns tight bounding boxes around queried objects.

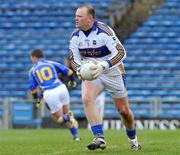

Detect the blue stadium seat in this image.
[12,103,42,127]
[0,1,119,102]
[0,0,179,120]
[160,110,180,118]
[0,103,3,117]
[70,103,85,118]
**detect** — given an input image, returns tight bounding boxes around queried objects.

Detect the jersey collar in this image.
[82,21,97,37]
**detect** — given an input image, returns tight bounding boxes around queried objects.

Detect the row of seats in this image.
[0,3,110,10]
[71,102,180,119]
[0,0,179,121]
[2,60,180,69]
[122,0,180,101]
[156,9,180,15]
[2,103,180,129]
[11,102,42,128]
[1,90,178,101]
[0,103,3,118]
[149,15,180,21]
[0,0,116,2]
[162,1,180,7]
[0,91,26,98]
[125,45,179,50]
[0,0,119,100]
[127,70,180,75]
[137,26,180,32]
[125,38,180,44]
[1,55,179,63]
[130,32,179,38]
[7,100,180,128]
[1,76,179,84]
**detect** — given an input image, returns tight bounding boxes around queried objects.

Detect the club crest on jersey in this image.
[93,40,97,45]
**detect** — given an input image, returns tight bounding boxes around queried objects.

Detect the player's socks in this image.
[126,128,141,150]
[57,114,69,123]
[126,128,136,139]
[91,124,104,137]
[63,114,69,122]
[69,127,80,141]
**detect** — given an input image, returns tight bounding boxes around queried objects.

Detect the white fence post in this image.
[3,98,11,129]
[152,97,161,117]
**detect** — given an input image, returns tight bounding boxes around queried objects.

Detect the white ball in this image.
[80,61,97,81]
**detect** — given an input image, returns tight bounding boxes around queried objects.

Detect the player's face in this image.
[75,7,92,31]
[30,56,37,64]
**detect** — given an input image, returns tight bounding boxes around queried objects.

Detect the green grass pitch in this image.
[0,129,179,155]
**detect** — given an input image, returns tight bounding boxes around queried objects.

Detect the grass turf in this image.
[0,129,179,155]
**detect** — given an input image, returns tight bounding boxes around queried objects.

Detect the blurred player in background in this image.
[70,5,141,150]
[28,49,80,141]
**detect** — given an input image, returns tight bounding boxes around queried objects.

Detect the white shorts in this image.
[43,84,70,114]
[90,65,128,98]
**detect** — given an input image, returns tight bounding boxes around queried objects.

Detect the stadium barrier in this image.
[0,97,179,129]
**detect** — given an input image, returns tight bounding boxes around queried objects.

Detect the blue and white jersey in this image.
[70,20,126,71]
[28,59,71,94]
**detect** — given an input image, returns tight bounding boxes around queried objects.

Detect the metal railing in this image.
[0,97,179,129]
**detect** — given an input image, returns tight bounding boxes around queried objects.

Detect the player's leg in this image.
[51,107,79,141]
[82,81,106,150]
[43,84,80,141]
[62,104,80,141]
[104,66,141,150]
[114,97,134,129]
[58,84,80,141]
[95,92,105,119]
[113,96,141,150]
[87,92,105,130]
[43,85,70,124]
[82,81,102,124]
[52,108,66,123]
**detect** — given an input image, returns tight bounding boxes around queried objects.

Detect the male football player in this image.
[70,5,141,150]
[29,49,80,141]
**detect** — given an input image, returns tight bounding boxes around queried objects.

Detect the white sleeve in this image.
[69,36,82,71]
[103,27,126,68]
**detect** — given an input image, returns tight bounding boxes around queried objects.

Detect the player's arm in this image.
[28,70,41,107]
[91,27,126,79]
[103,29,126,68]
[28,70,38,99]
[69,33,85,80]
[52,61,77,89]
[66,68,77,89]
[69,35,82,72]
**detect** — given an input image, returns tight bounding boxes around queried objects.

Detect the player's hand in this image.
[76,60,90,80]
[67,80,77,89]
[34,98,42,108]
[90,60,109,79]
[76,67,83,80]
[90,64,103,79]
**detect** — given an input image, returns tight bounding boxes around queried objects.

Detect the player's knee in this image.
[117,107,130,117]
[53,116,60,123]
[82,95,93,105]
[82,96,91,105]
